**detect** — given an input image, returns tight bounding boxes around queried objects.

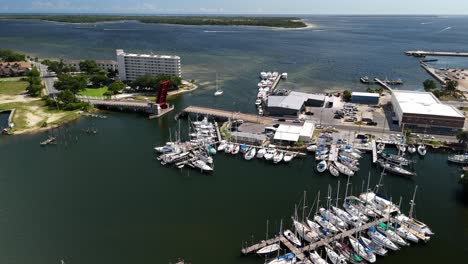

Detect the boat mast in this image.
[344,175,351,199]
[302,191,307,223]
[315,190,320,216]
[409,185,418,218]
[335,180,341,208]
[376,168,384,194]
[266,219,269,241]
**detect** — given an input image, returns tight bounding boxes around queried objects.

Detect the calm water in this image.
[0,16,468,264]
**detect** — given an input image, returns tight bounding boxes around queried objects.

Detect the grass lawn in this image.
[78,87,108,97]
[0,81,28,95]
[0,77,24,82]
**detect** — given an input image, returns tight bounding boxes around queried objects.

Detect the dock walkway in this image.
[420,63,447,84]
[405,50,468,57]
[371,139,377,163]
[181,106,274,124]
[328,144,338,162]
[374,78,394,92]
[242,216,389,261]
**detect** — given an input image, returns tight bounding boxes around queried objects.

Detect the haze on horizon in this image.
[1,0,468,15]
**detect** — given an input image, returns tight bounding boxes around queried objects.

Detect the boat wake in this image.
[203,30,243,33]
[438,27,452,33]
[420,21,435,25]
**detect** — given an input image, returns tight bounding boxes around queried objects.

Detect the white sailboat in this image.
[283,229,302,247]
[334,161,354,177]
[310,251,327,264]
[377,225,408,246]
[214,73,223,96]
[267,253,296,264]
[329,163,340,177]
[319,208,348,230]
[293,219,319,243]
[348,236,376,263]
[191,159,213,173]
[332,206,361,227]
[360,237,388,256]
[314,215,339,233]
[256,243,281,254]
[391,223,419,243]
[325,246,347,264]
[283,152,294,162]
[264,148,276,160]
[217,140,227,151]
[367,227,399,251]
[317,160,328,173]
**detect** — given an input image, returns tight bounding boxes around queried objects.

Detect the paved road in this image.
[32,62,59,96]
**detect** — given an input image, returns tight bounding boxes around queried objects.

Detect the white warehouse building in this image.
[116,49,181,81]
[273,121,315,144]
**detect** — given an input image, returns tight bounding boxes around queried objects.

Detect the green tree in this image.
[446,80,458,92]
[0,49,26,62]
[456,130,468,148]
[57,89,77,105]
[54,74,88,94]
[342,90,352,102]
[90,73,109,87]
[423,79,437,91]
[26,67,43,97]
[107,80,125,95]
[131,74,182,91]
[79,60,101,75]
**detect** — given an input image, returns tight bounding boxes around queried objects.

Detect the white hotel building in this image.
[116,49,181,81]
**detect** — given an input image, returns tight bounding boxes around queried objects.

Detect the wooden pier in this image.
[270,74,282,93]
[374,78,394,92]
[328,144,338,162]
[242,216,389,261]
[371,139,377,163]
[181,106,274,124]
[405,50,468,57]
[420,63,447,84]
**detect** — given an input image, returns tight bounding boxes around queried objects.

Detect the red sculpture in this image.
[156,80,170,109]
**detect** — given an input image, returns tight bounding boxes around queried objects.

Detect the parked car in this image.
[367,121,378,126]
[277,118,286,122]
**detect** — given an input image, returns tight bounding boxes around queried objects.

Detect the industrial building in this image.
[273,121,315,144]
[63,60,118,72]
[351,92,380,105]
[391,90,465,134]
[116,49,181,81]
[267,91,325,117]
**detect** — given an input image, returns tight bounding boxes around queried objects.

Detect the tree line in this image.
[0,49,26,62]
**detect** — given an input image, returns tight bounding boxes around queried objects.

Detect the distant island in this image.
[0,15,308,28]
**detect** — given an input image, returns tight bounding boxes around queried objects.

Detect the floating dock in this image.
[371,139,377,163]
[328,144,338,162]
[374,78,394,92]
[405,50,468,57]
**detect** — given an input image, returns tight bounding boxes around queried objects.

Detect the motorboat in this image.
[377,142,385,151]
[329,163,340,177]
[264,148,276,161]
[273,152,284,164]
[310,251,327,264]
[377,159,415,177]
[332,206,362,227]
[319,208,348,230]
[360,237,388,256]
[240,144,249,154]
[293,219,319,243]
[407,144,416,154]
[398,144,406,153]
[315,154,328,161]
[207,145,217,155]
[257,148,267,158]
[377,223,408,246]
[217,140,227,151]
[256,243,281,254]
[448,154,468,164]
[255,99,262,105]
[334,161,354,177]
[314,215,339,233]
[317,160,328,173]
[244,147,256,160]
[359,192,400,216]
[367,226,399,251]
[417,144,427,156]
[348,236,376,263]
[283,152,294,162]
[214,90,223,96]
[380,152,410,166]
[307,144,318,152]
[325,246,347,264]
[191,159,213,173]
[268,253,296,264]
[154,142,180,154]
[283,229,301,247]
[224,143,234,153]
[231,144,240,155]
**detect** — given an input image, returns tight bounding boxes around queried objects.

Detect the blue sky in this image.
[1,0,468,15]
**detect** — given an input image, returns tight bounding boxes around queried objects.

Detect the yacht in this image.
[307,144,318,152]
[273,152,284,164]
[293,219,319,242]
[217,140,227,151]
[314,215,339,233]
[329,163,340,177]
[343,203,369,222]
[332,206,362,227]
[334,161,355,177]
[310,251,327,264]
[407,144,416,154]
[214,90,223,96]
[377,223,408,246]
[257,148,267,158]
[283,152,294,162]
[325,246,347,264]
[389,223,420,243]
[393,214,434,236]
[264,148,276,160]
[268,253,296,264]
[377,159,415,177]
[231,144,240,155]
[154,142,180,154]
[191,159,213,173]
[448,154,468,164]
[255,99,262,105]
[380,152,410,166]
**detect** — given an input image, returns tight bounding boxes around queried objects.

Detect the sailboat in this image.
[394,186,434,236]
[256,148,267,158]
[360,237,388,256]
[348,236,376,263]
[214,73,223,96]
[267,253,296,264]
[310,251,327,264]
[325,246,347,264]
[329,163,340,177]
[256,243,281,255]
[244,147,256,160]
[283,229,301,247]
[376,223,408,246]
[407,144,416,154]
[273,151,284,164]
[367,226,399,251]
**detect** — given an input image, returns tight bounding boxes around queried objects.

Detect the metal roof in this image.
[352,92,380,98]
[268,91,325,110]
[393,90,464,118]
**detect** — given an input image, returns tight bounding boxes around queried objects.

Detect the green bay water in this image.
[0,16,468,263]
